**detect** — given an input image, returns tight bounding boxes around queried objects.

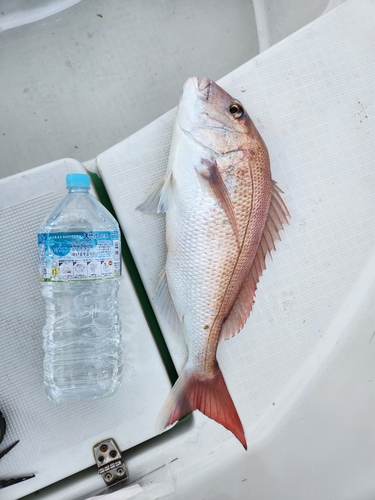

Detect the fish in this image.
[137,76,289,449]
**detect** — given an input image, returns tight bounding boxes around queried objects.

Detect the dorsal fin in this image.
[220,181,290,340]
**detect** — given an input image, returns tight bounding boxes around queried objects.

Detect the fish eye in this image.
[229,103,244,119]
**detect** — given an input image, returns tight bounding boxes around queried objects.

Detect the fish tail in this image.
[157,364,247,449]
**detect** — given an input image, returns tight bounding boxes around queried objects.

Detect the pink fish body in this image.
[138,77,289,449]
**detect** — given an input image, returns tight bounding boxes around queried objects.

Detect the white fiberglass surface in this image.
[0,0,82,31]
[253,0,348,51]
[0,0,258,180]
[0,160,173,500]
[1,0,374,499]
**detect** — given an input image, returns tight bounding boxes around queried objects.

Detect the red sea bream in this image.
[137,76,289,449]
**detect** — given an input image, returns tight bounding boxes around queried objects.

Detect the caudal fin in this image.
[158,365,247,449]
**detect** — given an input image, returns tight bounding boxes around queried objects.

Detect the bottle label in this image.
[38,231,121,282]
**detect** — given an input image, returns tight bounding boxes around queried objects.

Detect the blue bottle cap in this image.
[66,173,90,188]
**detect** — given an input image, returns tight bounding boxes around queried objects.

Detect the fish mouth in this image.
[191,76,211,99]
[177,76,214,133]
[198,76,211,92]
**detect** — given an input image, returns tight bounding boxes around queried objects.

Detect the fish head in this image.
[177,76,255,155]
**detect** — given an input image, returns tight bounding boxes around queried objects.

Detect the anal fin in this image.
[221,180,290,340]
[155,268,184,335]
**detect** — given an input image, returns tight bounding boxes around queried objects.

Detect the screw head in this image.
[104,472,112,482]
[100,444,108,453]
[117,468,124,476]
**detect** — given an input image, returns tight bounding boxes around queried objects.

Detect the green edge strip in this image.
[88,172,178,386]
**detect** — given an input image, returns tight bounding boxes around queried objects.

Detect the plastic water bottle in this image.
[37,173,124,402]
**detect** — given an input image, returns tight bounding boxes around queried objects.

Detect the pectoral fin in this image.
[196,159,240,246]
[136,173,173,213]
[221,181,290,340]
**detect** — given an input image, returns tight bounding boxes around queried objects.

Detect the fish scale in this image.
[137,76,289,449]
